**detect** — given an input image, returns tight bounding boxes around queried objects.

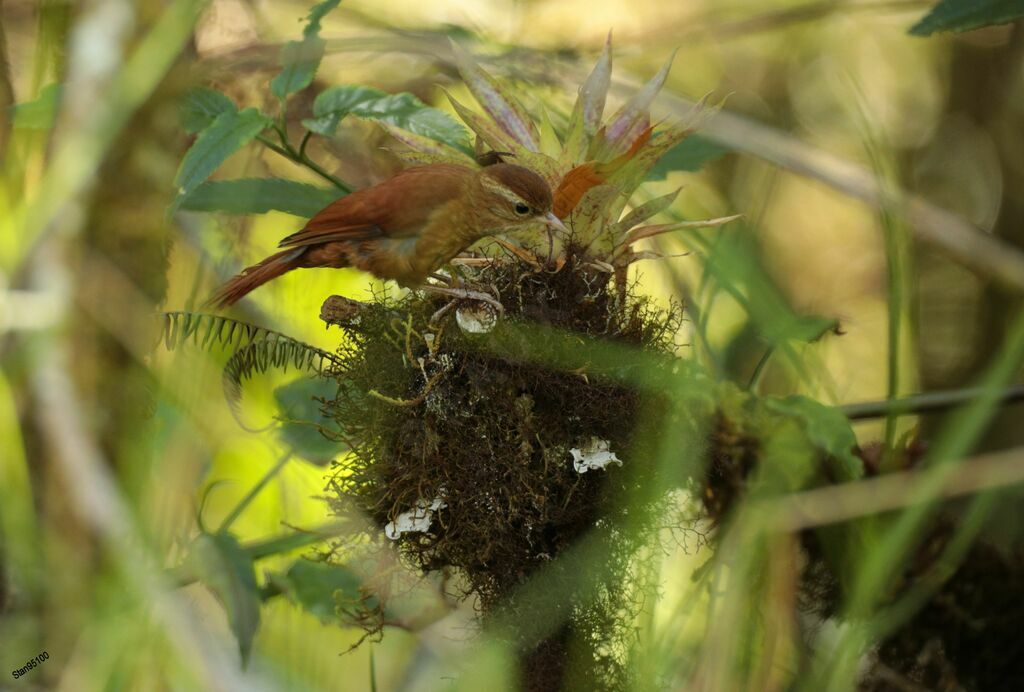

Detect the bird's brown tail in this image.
[208,248,305,308]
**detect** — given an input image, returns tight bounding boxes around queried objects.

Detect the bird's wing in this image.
[278,164,474,249]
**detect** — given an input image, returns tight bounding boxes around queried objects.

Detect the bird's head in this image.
[470,163,568,238]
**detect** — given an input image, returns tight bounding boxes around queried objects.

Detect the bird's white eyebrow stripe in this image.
[479,175,529,206]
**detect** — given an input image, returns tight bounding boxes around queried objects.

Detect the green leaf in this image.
[187,533,261,663]
[763,396,863,481]
[646,134,730,180]
[171,108,270,212]
[180,87,236,134]
[910,0,1024,36]
[179,178,343,217]
[274,376,348,465]
[308,85,389,135]
[10,83,61,130]
[310,85,470,151]
[271,37,326,100]
[269,0,341,100]
[269,559,363,622]
[302,0,343,38]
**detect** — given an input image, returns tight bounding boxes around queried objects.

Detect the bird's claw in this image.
[421,285,504,317]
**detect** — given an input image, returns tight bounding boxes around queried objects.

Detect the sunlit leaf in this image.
[171,108,271,212]
[179,178,343,217]
[180,87,236,134]
[187,533,261,663]
[909,0,1024,35]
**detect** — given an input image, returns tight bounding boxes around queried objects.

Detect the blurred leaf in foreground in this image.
[270,0,341,100]
[910,0,1024,36]
[187,533,261,663]
[764,395,863,481]
[269,559,364,622]
[179,178,344,217]
[10,83,61,130]
[274,376,347,465]
[646,134,729,180]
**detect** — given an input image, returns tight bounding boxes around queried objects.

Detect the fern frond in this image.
[161,311,343,425]
[161,311,341,369]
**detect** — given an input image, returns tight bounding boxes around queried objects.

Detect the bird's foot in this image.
[421,285,504,320]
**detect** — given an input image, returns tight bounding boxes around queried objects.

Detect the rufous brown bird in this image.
[210,162,566,308]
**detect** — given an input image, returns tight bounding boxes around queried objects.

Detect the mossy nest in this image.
[321,251,682,688]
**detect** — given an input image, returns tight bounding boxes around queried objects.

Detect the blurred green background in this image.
[2,0,1023,689]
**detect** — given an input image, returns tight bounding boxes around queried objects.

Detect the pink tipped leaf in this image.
[563,32,613,164]
[450,40,540,152]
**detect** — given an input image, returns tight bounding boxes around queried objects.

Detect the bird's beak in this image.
[543,212,568,235]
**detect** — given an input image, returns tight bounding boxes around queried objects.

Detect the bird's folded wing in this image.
[278,223,385,248]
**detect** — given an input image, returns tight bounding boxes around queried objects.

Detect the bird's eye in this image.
[514,202,530,216]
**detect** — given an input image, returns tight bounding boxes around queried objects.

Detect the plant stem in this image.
[255,133,352,193]
[218,449,292,533]
[842,384,1024,420]
[747,345,775,392]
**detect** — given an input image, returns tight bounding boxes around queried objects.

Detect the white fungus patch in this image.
[455,304,498,333]
[384,497,447,540]
[570,438,623,473]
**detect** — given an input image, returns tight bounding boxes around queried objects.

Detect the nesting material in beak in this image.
[544,212,569,235]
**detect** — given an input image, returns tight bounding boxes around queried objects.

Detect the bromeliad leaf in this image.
[602,50,676,155]
[187,533,261,663]
[269,0,341,100]
[611,188,682,237]
[179,178,343,217]
[180,87,236,134]
[909,0,1024,36]
[450,40,540,152]
[445,92,519,153]
[171,108,271,212]
[563,33,613,165]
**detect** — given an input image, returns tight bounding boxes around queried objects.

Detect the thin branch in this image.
[255,133,352,193]
[757,445,1024,532]
[842,384,1024,420]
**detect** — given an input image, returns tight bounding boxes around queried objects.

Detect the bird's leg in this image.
[420,285,504,316]
[428,271,455,286]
